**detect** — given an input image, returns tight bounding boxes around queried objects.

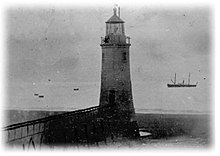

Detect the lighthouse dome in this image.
[106,7,124,23]
[106,14,124,23]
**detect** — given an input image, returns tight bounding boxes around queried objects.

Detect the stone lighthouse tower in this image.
[99,7,135,121]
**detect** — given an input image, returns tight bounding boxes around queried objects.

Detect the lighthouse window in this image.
[122,52,126,62]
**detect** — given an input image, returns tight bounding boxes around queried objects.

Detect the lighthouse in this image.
[99,7,135,122]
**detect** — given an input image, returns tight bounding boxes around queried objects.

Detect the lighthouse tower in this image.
[99,7,135,121]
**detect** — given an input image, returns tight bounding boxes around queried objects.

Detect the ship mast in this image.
[188,72,190,85]
[174,73,176,84]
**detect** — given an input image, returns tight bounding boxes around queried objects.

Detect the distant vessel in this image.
[167,73,198,88]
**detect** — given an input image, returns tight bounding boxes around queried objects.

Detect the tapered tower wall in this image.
[99,8,135,121]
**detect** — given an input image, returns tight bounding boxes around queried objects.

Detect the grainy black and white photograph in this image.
[1,0,215,151]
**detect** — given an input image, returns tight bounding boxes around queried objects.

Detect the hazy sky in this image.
[6,6,212,112]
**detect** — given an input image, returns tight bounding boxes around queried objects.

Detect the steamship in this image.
[167,73,198,88]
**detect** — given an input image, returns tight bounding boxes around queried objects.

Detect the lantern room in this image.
[105,7,125,35]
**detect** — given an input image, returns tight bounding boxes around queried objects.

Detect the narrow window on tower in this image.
[102,53,105,62]
[122,52,126,62]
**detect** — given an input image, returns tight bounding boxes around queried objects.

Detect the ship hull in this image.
[167,84,197,88]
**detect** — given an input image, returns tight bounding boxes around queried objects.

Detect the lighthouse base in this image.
[98,104,140,139]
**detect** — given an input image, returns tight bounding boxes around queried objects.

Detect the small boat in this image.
[73,88,79,91]
[167,73,198,88]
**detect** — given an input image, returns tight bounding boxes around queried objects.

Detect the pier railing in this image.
[3,105,102,148]
[3,104,139,149]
